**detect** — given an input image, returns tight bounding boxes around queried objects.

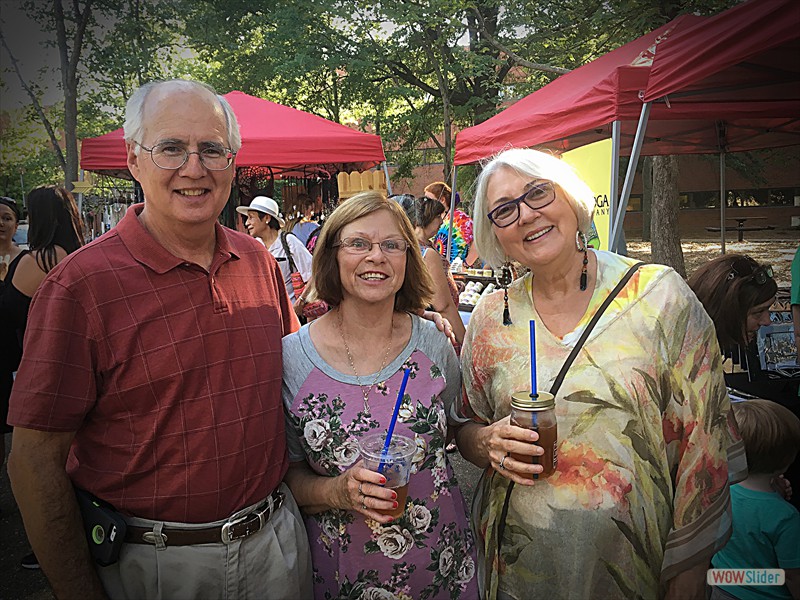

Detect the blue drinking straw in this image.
[530,320,538,398]
[377,367,412,473]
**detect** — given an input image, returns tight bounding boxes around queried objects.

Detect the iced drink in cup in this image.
[358,432,416,518]
[509,391,558,479]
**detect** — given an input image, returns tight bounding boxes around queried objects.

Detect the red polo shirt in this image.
[9,204,299,522]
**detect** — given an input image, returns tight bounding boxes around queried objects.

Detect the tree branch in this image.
[469,7,570,75]
[0,27,67,171]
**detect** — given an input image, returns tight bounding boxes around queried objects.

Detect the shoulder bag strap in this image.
[492,261,644,599]
[279,231,298,274]
[548,261,643,396]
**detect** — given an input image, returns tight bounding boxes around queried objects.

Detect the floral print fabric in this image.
[283,315,479,600]
[460,250,745,600]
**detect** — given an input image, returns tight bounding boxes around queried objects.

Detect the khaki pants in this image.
[98,483,312,600]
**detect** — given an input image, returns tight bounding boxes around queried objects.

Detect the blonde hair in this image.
[732,399,800,474]
[312,191,434,312]
[473,148,595,267]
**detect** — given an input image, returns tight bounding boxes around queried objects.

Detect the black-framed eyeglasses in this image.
[333,236,410,255]
[487,181,556,228]
[727,259,774,285]
[134,141,236,171]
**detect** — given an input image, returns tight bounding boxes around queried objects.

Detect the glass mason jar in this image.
[509,391,558,479]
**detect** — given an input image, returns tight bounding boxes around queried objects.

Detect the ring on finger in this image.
[499,455,508,470]
[358,482,364,495]
[361,500,368,510]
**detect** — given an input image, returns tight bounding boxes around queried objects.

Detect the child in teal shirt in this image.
[711,399,800,600]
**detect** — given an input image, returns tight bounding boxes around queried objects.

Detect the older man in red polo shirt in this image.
[8,80,311,599]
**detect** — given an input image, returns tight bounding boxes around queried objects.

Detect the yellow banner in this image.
[561,139,612,251]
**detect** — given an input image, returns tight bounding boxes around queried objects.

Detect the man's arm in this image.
[8,427,107,600]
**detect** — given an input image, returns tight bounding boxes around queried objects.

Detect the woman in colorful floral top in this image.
[455,148,746,600]
[283,191,479,600]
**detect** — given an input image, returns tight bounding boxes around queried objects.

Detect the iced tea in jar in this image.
[509,391,557,479]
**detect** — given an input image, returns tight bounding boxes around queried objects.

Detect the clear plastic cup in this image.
[358,432,416,518]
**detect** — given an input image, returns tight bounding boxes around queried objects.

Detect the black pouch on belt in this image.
[74,487,128,566]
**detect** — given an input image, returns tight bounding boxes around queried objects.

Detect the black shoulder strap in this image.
[548,261,644,396]
[279,232,297,273]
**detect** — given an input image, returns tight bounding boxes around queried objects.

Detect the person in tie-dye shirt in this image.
[427,181,480,267]
[455,148,746,600]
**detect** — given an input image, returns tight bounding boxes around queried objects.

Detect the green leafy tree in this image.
[0,107,63,199]
[1,0,185,191]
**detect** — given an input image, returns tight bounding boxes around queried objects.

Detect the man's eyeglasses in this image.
[334,237,409,255]
[134,141,236,171]
[487,181,556,228]
[727,259,774,285]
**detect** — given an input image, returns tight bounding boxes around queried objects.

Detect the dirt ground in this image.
[625,232,798,287]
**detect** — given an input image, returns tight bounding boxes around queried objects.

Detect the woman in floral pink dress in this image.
[283,192,478,599]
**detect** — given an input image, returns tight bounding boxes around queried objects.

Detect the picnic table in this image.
[706,216,774,242]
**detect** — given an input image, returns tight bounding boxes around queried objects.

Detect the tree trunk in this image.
[651,155,685,277]
[641,156,652,242]
[54,0,93,190]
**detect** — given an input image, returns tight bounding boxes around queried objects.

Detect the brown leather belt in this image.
[125,489,284,547]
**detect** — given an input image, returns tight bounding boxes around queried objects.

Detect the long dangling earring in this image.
[576,231,589,291]
[496,262,514,326]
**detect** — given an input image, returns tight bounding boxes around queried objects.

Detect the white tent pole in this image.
[610,121,621,245]
[720,152,726,254]
[78,169,84,215]
[610,102,651,252]
[382,161,393,195]
[446,165,458,262]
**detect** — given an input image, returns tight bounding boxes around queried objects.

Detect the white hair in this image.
[123,79,242,152]
[473,148,596,267]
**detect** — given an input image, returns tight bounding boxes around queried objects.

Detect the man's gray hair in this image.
[123,79,242,152]
[473,147,596,268]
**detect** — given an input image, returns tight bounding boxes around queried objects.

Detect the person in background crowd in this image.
[427,181,480,268]
[792,246,800,368]
[282,191,478,599]
[687,253,792,404]
[688,253,777,363]
[291,193,320,246]
[397,194,465,349]
[8,79,311,599]
[456,147,745,600]
[1,186,85,569]
[0,196,25,473]
[710,399,800,600]
[237,195,313,303]
[0,196,23,281]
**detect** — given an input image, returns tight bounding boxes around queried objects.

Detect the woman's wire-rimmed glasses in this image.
[134,141,236,171]
[334,237,410,255]
[487,181,556,228]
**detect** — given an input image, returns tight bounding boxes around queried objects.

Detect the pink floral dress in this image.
[283,314,479,600]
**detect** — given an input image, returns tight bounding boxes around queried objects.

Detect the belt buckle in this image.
[220,491,284,544]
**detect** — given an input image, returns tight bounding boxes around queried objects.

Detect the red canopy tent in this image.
[453,0,800,253]
[80,90,387,179]
[453,14,704,166]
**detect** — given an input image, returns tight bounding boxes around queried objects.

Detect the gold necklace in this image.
[338,309,394,414]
